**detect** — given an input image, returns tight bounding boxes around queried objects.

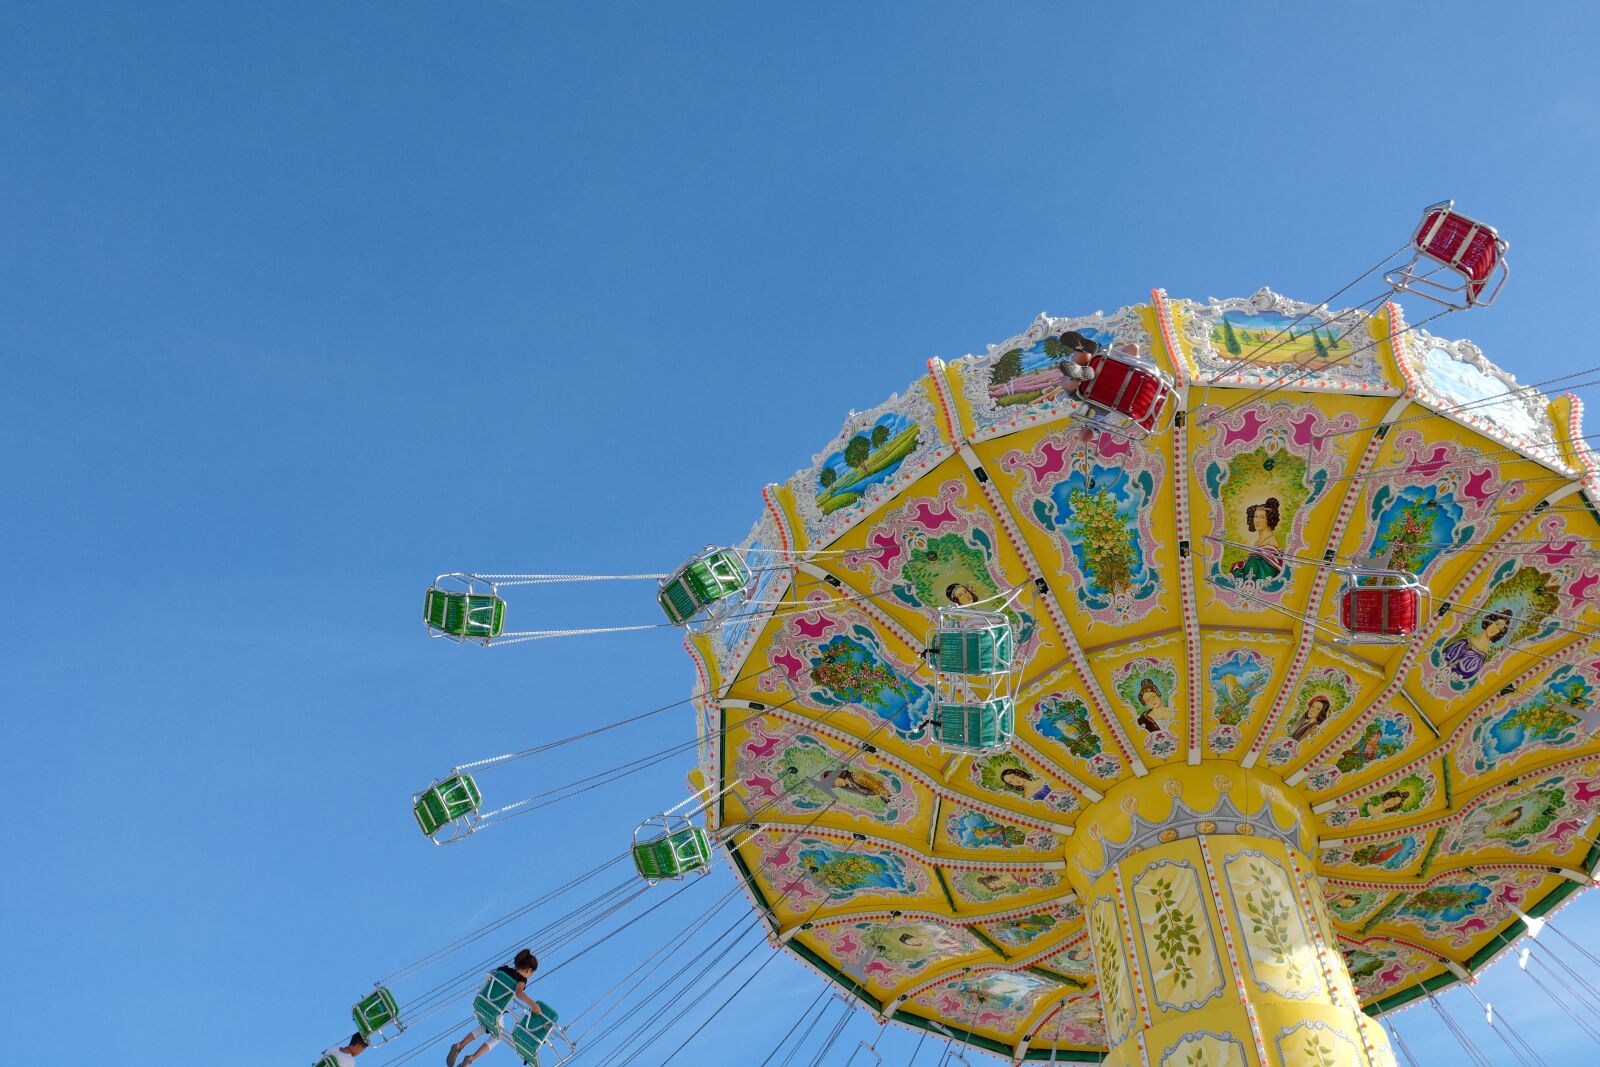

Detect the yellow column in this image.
[1066,766,1397,1067]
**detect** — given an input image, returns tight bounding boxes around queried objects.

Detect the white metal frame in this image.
[352,986,406,1045]
[413,771,482,846]
[632,793,715,885]
[924,605,1020,754]
[660,545,752,634]
[1383,199,1509,310]
[424,572,503,646]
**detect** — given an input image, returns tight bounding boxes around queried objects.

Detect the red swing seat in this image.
[1335,568,1425,644]
[1076,345,1174,435]
[1385,201,1508,309]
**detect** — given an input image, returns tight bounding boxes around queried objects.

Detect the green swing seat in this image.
[473,968,521,1031]
[632,823,713,882]
[658,549,749,625]
[351,986,400,1038]
[509,1002,561,1065]
[934,617,1015,675]
[424,586,506,640]
[937,697,1015,752]
[313,1058,340,1067]
[473,971,562,1066]
[414,774,482,839]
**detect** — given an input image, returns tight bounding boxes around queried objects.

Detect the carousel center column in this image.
[1064,763,1397,1067]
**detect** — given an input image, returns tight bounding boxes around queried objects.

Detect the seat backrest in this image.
[1417,210,1502,281]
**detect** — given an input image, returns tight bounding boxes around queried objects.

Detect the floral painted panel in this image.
[755,600,932,741]
[749,832,933,907]
[1160,1032,1249,1067]
[1275,1020,1363,1067]
[1351,431,1520,580]
[1376,869,1546,949]
[1222,850,1322,1000]
[999,427,1167,627]
[1455,659,1600,777]
[1130,858,1225,1013]
[1090,895,1135,1045]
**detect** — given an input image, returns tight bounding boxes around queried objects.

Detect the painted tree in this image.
[844,433,871,469]
[871,423,890,449]
[1067,488,1139,594]
[1221,317,1242,356]
[1312,329,1328,361]
[992,347,1024,383]
[820,466,838,489]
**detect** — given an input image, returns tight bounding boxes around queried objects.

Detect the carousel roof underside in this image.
[682,288,1600,1061]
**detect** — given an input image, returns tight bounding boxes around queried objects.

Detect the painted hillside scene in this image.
[816,412,922,514]
[1211,309,1352,371]
[986,327,1115,407]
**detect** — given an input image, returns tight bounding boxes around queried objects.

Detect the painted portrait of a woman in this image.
[1441,608,1514,681]
[1229,497,1284,581]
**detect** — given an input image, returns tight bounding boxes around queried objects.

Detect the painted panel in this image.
[1221,849,1323,1001]
[1159,1032,1249,1067]
[1090,895,1136,1045]
[1129,858,1225,1013]
[1274,1020,1364,1067]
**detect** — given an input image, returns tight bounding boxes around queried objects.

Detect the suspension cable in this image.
[377,852,629,985]
[1461,982,1545,1067]
[1198,243,1409,383]
[1385,1018,1423,1067]
[808,997,857,1067]
[1429,993,1495,1067]
[1519,956,1600,1045]
[761,984,832,1067]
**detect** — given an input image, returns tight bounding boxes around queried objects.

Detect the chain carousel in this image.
[310,205,1600,1067]
[668,207,1600,1065]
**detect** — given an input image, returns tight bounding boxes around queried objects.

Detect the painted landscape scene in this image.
[986,327,1115,407]
[816,412,922,514]
[1211,310,1352,371]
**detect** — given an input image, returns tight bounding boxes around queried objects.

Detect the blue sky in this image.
[7,2,1600,1064]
